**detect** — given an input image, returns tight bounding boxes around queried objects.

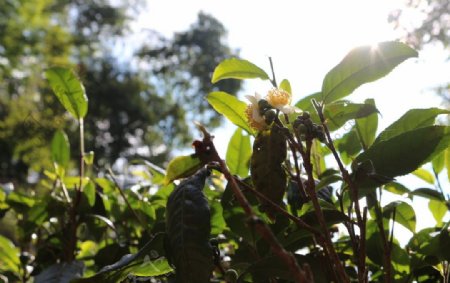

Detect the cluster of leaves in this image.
[1,41,450,283]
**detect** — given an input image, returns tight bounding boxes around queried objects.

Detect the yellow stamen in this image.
[267,88,291,108]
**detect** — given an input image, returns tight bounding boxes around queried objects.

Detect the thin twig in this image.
[313,100,368,282]
[235,178,321,236]
[107,168,153,238]
[269,57,278,88]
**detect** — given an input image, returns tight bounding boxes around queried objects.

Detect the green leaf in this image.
[446,148,450,181]
[295,92,322,114]
[226,128,251,178]
[335,129,362,164]
[429,199,448,226]
[83,151,94,166]
[354,99,378,148]
[432,150,445,174]
[374,108,450,145]
[207,91,253,135]
[84,180,96,207]
[164,155,202,185]
[279,79,292,94]
[383,201,416,233]
[354,126,450,187]
[409,188,445,201]
[211,58,269,83]
[324,100,378,131]
[35,261,84,283]
[384,182,410,196]
[321,41,417,104]
[73,234,172,282]
[51,130,70,174]
[412,168,435,184]
[45,67,88,119]
[0,235,20,274]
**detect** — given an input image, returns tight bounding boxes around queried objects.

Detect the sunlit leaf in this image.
[0,235,20,274]
[384,182,410,196]
[374,108,450,144]
[164,155,202,185]
[321,41,417,104]
[83,181,95,207]
[83,151,94,166]
[447,148,450,181]
[432,150,445,174]
[279,79,292,94]
[429,199,447,226]
[383,201,416,233]
[73,234,172,282]
[45,67,88,119]
[207,91,253,135]
[354,126,450,187]
[211,58,269,83]
[226,128,251,178]
[51,130,70,171]
[412,168,435,184]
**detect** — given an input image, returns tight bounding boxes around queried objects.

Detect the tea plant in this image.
[1,41,449,283]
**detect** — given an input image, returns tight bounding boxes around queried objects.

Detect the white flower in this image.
[266,88,300,114]
[245,93,267,131]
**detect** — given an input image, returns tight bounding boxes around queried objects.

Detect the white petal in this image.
[245,95,258,105]
[280,105,301,114]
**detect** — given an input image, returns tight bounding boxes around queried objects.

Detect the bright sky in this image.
[132,0,450,241]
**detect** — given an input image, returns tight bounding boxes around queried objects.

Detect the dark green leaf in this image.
[354,99,378,148]
[207,91,253,135]
[383,201,416,232]
[165,169,213,283]
[35,261,84,283]
[45,67,88,119]
[324,100,378,131]
[428,199,447,226]
[374,108,450,144]
[279,79,292,94]
[321,41,417,104]
[335,129,362,164]
[316,174,342,191]
[226,128,251,178]
[354,126,450,187]
[164,155,202,185]
[211,58,269,83]
[409,188,445,201]
[51,130,70,169]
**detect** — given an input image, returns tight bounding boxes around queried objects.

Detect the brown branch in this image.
[198,127,313,283]
[313,100,367,282]
[235,178,321,236]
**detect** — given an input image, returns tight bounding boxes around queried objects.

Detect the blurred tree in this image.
[0,1,241,183]
[138,12,242,128]
[388,0,450,111]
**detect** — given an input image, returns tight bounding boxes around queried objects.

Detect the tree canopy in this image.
[0,1,241,183]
